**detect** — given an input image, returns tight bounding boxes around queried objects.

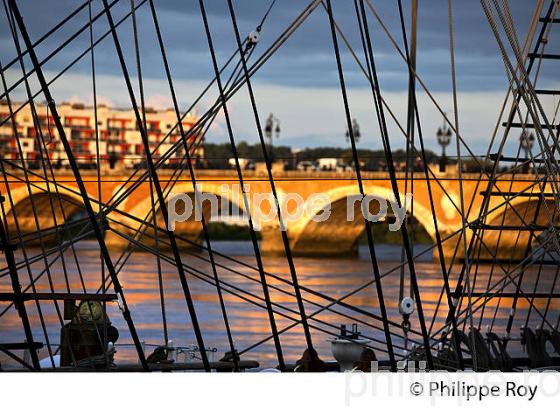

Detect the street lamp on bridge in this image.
[345,118,361,144]
[264,113,280,162]
[436,118,452,173]
[519,130,535,173]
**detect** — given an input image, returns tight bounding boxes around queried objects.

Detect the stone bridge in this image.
[2,169,554,260]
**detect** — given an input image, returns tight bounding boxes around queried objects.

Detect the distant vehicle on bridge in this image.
[228,157,255,170]
[317,157,348,172]
[296,160,316,172]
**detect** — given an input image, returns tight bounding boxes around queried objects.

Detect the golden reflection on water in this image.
[1,242,559,367]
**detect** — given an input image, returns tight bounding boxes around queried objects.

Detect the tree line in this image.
[201,141,441,171]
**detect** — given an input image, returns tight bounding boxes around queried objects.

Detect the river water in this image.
[1,241,559,368]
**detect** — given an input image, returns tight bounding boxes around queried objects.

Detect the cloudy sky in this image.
[1,0,558,155]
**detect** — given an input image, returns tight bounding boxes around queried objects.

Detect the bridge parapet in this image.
[1,170,550,260]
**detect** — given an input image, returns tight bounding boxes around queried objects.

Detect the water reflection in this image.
[1,241,559,368]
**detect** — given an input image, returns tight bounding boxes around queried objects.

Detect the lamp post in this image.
[436,119,452,173]
[519,130,535,173]
[264,113,280,162]
[345,118,361,144]
[292,147,302,170]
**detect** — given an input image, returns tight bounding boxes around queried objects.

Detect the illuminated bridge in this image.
[2,169,553,260]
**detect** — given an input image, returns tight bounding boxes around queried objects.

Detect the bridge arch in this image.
[4,184,98,245]
[123,182,250,248]
[128,182,249,224]
[478,197,560,260]
[289,185,436,257]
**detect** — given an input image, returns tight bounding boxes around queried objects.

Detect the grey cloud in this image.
[0,0,548,94]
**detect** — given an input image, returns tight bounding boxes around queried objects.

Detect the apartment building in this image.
[0,100,203,169]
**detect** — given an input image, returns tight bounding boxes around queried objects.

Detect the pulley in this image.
[247,30,260,46]
[399,297,414,352]
[399,296,414,316]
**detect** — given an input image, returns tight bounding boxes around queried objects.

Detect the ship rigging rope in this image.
[440,0,553,337]
[484,2,560,253]
[23,0,322,230]
[105,221,413,357]
[226,0,317,367]
[0,51,264,326]
[3,138,556,310]
[5,155,528,348]
[240,217,557,361]
[7,0,152,371]
[0,0,452,304]
[396,0,416,308]
[2,0,304,320]
[130,0,170,350]
[2,0,560,370]
[0,159,552,368]
[7,0,109,365]
[51,0,288,368]
[76,107,440,364]
[2,0,83,367]
[326,0,484,231]
[3,144,556,336]
[83,0,280,362]
[0,1,146,131]
[101,0,213,371]
[304,6,560,276]
[348,0,560,290]
[100,0,323,214]
[0,0,544,211]
[0,0,125,102]
[0,44,254,291]
[199,0,290,369]
[147,0,240,370]
[0,105,40,370]
[486,0,560,341]
[257,0,277,32]
[385,0,466,368]
[525,97,560,330]
[331,0,436,367]
[487,5,560,186]
[89,0,111,366]
[0,0,116,76]
[363,0,551,184]
[351,0,401,370]
[445,0,478,369]
[101,207,413,356]
[109,0,280,368]
[430,0,552,342]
